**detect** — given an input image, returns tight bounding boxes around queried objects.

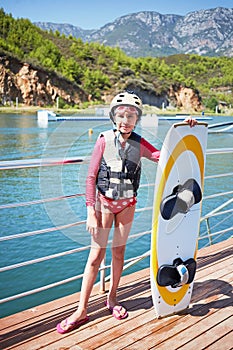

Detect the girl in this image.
[57,91,196,333]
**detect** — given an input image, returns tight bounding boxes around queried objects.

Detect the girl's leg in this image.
[107,205,136,308]
[58,210,114,330]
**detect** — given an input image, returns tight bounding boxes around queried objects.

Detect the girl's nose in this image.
[122,113,130,122]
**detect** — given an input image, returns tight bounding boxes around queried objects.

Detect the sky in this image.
[1,0,232,29]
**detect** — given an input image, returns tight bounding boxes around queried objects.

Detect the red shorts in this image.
[96,192,137,214]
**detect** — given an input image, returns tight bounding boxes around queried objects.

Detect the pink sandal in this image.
[105,301,128,320]
[56,316,89,334]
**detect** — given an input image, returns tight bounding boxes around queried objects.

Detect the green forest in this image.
[0,8,233,110]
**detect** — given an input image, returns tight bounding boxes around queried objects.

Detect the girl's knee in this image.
[88,248,106,267]
[112,245,125,261]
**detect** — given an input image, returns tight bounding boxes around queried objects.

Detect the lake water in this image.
[0,112,232,317]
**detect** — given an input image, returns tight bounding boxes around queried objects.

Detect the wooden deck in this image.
[1,239,232,350]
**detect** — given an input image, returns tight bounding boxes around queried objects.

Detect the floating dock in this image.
[1,239,232,350]
[37,110,213,123]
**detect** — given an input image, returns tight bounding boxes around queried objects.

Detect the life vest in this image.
[96,130,142,200]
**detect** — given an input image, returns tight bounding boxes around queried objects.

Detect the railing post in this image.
[99,256,106,294]
[205,218,213,245]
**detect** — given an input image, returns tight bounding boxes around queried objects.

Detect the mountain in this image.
[35,22,92,40]
[34,7,233,57]
[1,8,232,110]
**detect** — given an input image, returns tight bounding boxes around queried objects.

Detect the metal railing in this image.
[0,148,232,306]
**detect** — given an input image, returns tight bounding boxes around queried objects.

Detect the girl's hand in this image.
[86,206,98,236]
[185,116,197,127]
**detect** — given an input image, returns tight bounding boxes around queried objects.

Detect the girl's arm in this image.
[85,136,105,206]
[140,137,160,162]
[85,136,105,235]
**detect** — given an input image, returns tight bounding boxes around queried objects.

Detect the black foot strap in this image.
[157,257,197,288]
[160,178,202,220]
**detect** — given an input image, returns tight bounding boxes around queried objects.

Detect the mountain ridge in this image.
[1,8,232,110]
[35,7,233,57]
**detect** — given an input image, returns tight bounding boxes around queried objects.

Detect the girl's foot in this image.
[105,299,128,320]
[56,311,89,334]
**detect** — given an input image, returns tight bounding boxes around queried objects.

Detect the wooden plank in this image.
[89,272,232,350]
[95,314,176,350]
[197,240,232,261]
[178,316,233,350]
[196,247,233,274]
[204,331,233,350]
[77,258,232,350]
[69,310,154,350]
[197,238,232,257]
[153,305,233,350]
[196,255,233,280]
[40,285,153,350]
[107,264,233,350]
[115,292,232,350]
[0,269,147,331]
[0,276,151,350]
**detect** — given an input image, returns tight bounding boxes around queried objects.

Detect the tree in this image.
[203,96,218,111]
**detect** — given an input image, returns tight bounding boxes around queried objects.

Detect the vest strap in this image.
[110,171,133,180]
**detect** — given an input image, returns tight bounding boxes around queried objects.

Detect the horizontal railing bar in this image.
[201,208,233,221]
[203,190,233,200]
[135,206,153,213]
[2,218,230,273]
[1,194,231,242]
[122,251,150,271]
[0,148,232,171]
[206,148,233,155]
[0,157,88,170]
[201,198,233,218]
[0,206,153,242]
[140,183,155,188]
[128,230,151,240]
[0,174,231,210]
[0,174,231,211]
[0,272,85,304]
[0,252,151,304]
[0,230,231,304]
[101,251,151,283]
[0,181,229,211]
[1,229,152,272]
[204,172,233,180]
[0,193,85,210]
[0,246,91,273]
[0,220,86,242]
[198,227,233,240]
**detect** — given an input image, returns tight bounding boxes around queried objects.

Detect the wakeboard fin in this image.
[157,257,196,288]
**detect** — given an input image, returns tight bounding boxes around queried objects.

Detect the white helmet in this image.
[109,91,143,123]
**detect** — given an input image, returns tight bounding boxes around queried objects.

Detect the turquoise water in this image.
[0,113,232,317]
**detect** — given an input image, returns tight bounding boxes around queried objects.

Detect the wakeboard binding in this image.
[157,257,197,288]
[160,178,202,220]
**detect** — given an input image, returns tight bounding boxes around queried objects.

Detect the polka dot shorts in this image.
[96,192,137,214]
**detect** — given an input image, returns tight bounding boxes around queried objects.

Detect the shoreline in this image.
[0,105,232,117]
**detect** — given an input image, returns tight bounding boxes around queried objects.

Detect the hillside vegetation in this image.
[0,9,232,109]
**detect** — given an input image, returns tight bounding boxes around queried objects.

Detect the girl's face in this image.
[114,106,138,134]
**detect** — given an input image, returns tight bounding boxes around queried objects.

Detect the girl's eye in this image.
[118,115,133,118]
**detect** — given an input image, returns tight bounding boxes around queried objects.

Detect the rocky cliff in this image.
[124,80,202,111]
[0,55,88,107]
[0,54,202,111]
